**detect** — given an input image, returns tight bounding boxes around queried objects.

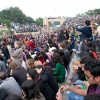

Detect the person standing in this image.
[76,20,92,41]
[57,29,69,43]
[1,42,10,60]
[9,41,23,67]
[29,37,35,50]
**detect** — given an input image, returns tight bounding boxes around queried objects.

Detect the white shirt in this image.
[49,47,56,52]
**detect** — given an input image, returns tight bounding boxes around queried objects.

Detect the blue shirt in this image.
[76,26,92,41]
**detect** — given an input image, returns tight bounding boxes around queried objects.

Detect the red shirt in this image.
[29,40,35,50]
[38,57,47,66]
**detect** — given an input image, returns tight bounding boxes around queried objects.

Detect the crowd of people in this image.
[0,17,100,100]
[10,23,41,33]
[65,14,100,27]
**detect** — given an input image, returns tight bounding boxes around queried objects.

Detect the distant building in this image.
[0,26,8,31]
[0,25,8,38]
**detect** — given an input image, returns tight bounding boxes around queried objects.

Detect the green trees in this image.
[75,9,100,17]
[35,17,43,27]
[0,7,43,28]
[0,12,10,28]
[0,7,35,27]
[1,7,34,23]
[85,9,100,15]
[93,9,100,15]
[26,16,35,23]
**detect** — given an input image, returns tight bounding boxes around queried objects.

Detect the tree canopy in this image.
[85,9,100,15]
[0,7,43,28]
[75,8,100,17]
[35,17,43,27]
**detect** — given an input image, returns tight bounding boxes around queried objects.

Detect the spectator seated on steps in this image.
[52,53,66,84]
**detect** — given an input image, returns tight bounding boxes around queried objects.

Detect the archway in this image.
[43,17,66,32]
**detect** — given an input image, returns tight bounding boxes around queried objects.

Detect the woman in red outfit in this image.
[29,38,35,50]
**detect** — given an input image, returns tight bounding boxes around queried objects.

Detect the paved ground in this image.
[59,53,77,100]
[62,52,100,100]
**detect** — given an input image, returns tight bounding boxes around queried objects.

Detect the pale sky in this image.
[0,0,100,19]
